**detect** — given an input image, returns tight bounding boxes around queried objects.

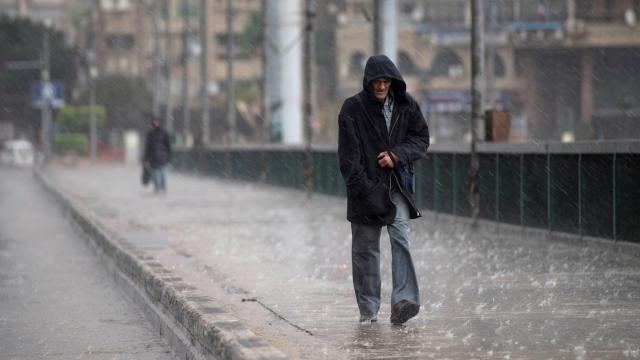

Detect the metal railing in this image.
[174,141,640,244]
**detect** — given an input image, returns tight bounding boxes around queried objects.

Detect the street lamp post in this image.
[226,0,236,144]
[200,0,210,145]
[40,28,55,164]
[303,0,316,196]
[164,0,175,134]
[470,0,485,227]
[88,50,98,162]
[180,1,192,145]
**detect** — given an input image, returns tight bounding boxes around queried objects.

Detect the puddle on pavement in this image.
[91,205,118,219]
[122,231,168,249]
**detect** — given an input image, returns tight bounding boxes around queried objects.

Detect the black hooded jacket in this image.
[144,127,172,168]
[338,55,429,225]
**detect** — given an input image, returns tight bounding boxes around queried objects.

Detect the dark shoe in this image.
[359,313,378,323]
[390,300,419,324]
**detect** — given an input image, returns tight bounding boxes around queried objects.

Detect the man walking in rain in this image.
[143,116,172,194]
[338,55,429,324]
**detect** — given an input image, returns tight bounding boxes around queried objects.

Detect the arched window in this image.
[429,48,464,78]
[348,52,366,78]
[398,51,418,75]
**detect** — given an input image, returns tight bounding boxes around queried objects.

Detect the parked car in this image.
[1,140,35,167]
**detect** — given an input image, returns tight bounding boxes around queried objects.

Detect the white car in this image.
[1,140,35,167]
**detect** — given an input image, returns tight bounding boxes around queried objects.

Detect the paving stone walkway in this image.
[46,164,640,359]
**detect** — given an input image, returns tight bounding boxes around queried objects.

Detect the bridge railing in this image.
[174,141,640,244]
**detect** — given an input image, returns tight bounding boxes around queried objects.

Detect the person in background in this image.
[143,116,172,194]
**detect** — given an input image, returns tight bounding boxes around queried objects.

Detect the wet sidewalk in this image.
[45,164,640,359]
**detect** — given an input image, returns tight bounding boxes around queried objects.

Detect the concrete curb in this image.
[34,169,288,360]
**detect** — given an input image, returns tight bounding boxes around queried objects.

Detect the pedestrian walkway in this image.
[45,164,640,359]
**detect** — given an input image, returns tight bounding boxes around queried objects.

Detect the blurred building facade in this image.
[86,1,260,88]
[336,0,640,142]
[83,0,262,143]
[3,0,639,144]
[0,0,82,44]
[0,0,266,145]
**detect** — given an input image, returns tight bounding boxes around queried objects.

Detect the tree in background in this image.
[0,15,77,141]
[76,74,152,134]
[57,105,106,133]
[238,10,261,56]
[54,105,106,157]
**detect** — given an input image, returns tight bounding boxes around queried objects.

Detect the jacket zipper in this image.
[387,107,421,218]
[388,109,397,201]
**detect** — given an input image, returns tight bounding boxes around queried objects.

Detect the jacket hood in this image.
[362,54,407,101]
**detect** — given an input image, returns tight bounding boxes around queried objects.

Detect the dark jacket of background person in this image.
[144,127,172,169]
[338,55,430,225]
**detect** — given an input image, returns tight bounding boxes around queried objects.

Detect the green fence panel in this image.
[265,151,281,187]
[173,151,186,172]
[175,150,199,174]
[313,152,343,197]
[266,150,305,190]
[413,158,429,209]
[582,155,614,238]
[312,152,328,195]
[231,150,263,182]
[498,154,522,226]
[550,155,580,233]
[205,151,225,177]
[617,154,640,243]
[434,154,454,214]
[479,154,497,221]
[453,154,470,217]
[192,150,205,174]
[523,155,548,229]
[416,155,435,210]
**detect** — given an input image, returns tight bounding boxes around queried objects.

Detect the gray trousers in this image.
[351,189,420,316]
[151,165,167,193]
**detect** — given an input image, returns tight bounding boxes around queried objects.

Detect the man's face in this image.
[371,77,391,102]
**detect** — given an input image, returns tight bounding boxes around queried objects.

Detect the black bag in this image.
[394,161,415,194]
[141,164,151,186]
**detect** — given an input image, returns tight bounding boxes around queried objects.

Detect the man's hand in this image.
[377,151,396,168]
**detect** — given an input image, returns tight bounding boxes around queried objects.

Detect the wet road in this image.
[0,168,179,360]
[42,165,640,359]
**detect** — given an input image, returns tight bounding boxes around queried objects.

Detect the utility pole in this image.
[151,1,163,118]
[89,0,98,163]
[88,54,97,162]
[226,0,236,144]
[303,0,316,196]
[470,0,485,227]
[264,0,303,144]
[180,0,191,144]
[485,0,497,109]
[259,0,269,181]
[260,0,269,144]
[373,0,397,62]
[199,0,210,145]
[263,0,276,143]
[41,28,52,163]
[374,0,381,54]
[89,65,97,162]
[165,0,175,134]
